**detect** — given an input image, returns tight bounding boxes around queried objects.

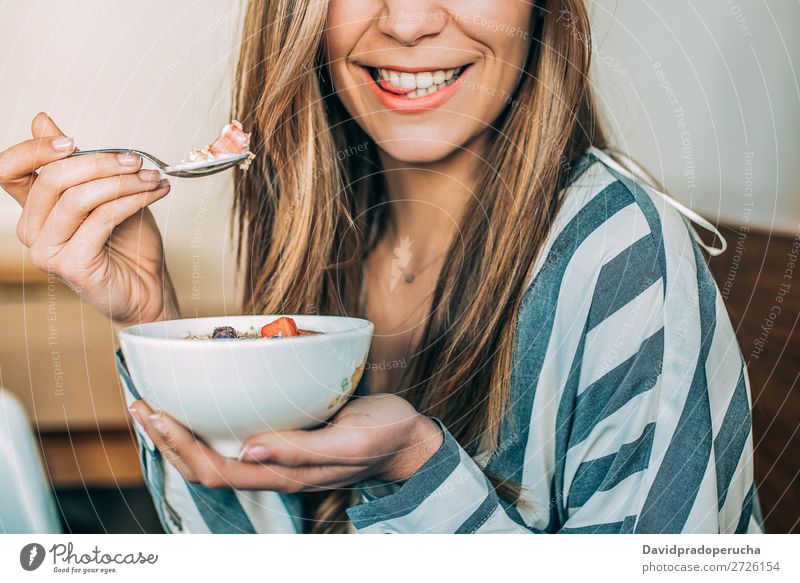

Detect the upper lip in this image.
[356,63,474,73]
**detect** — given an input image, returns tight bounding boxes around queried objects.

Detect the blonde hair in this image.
[232,0,605,533]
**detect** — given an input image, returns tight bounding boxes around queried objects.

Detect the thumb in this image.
[31,112,67,139]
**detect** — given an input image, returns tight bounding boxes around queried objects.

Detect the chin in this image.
[378,141,461,164]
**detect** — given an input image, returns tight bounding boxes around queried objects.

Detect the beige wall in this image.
[591,0,799,235]
[0,1,798,314]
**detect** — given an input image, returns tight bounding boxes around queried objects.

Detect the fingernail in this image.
[157,178,170,188]
[128,405,142,423]
[240,445,269,462]
[51,137,75,151]
[117,152,142,166]
[138,169,161,181]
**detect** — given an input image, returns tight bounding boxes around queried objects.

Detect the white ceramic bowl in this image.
[118,315,373,457]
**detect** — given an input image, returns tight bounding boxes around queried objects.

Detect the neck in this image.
[377,136,486,267]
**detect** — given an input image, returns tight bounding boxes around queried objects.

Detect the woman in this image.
[0,0,762,534]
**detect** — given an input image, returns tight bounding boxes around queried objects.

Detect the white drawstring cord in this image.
[588,146,728,257]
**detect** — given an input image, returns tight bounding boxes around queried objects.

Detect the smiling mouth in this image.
[365,65,470,99]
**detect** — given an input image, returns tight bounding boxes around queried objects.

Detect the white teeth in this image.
[399,72,416,90]
[415,71,434,89]
[373,66,465,99]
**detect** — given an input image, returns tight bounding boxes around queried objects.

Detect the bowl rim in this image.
[118,314,374,346]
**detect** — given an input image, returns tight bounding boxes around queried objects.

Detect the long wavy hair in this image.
[231,0,606,533]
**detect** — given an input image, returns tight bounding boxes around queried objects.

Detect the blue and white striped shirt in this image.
[116,149,763,534]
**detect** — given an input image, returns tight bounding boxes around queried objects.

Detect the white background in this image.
[1,534,798,582]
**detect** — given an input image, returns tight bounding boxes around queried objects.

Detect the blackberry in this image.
[211,326,238,339]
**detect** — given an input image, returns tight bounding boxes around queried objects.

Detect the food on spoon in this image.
[181,120,255,170]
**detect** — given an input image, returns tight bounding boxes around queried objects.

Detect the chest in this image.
[361,258,439,394]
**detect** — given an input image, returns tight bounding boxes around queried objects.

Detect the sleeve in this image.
[345,418,532,533]
[557,220,761,534]
[115,349,184,533]
[115,349,305,534]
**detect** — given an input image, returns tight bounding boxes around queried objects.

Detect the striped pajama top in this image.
[116,147,764,534]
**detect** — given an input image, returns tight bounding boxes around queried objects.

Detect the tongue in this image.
[377,78,415,95]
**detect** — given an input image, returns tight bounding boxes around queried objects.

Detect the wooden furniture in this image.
[707,225,800,534]
[0,269,142,487]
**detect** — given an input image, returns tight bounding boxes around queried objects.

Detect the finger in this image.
[64,179,170,258]
[137,407,370,492]
[35,171,164,248]
[0,112,71,204]
[234,463,373,492]
[135,407,306,490]
[128,400,198,481]
[31,111,67,139]
[239,425,373,467]
[289,464,374,491]
[0,136,76,204]
[204,455,370,492]
[25,181,170,278]
[19,152,145,245]
[140,409,250,489]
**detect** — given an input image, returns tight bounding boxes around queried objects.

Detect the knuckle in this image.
[35,163,54,185]
[286,481,305,494]
[198,471,225,489]
[178,468,202,486]
[27,245,53,272]
[67,183,100,212]
[0,161,9,184]
[54,255,84,283]
[85,157,103,175]
[91,200,116,222]
[161,448,181,464]
[0,149,20,184]
[16,220,32,246]
[35,166,65,194]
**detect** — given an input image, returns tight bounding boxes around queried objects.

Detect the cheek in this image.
[325,0,382,61]
[468,5,533,87]
[324,3,376,104]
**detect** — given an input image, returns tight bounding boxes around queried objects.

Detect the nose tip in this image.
[378,7,448,46]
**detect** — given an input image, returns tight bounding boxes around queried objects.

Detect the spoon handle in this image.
[67,148,169,169]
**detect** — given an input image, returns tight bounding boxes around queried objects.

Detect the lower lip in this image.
[362,65,473,114]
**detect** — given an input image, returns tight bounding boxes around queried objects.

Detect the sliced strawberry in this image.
[260,316,299,338]
[210,121,250,155]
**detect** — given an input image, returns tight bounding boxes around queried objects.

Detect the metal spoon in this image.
[67,148,250,178]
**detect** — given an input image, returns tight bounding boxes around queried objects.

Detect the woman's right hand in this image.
[0,112,179,330]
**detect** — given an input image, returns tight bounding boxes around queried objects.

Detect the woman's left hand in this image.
[128,394,443,492]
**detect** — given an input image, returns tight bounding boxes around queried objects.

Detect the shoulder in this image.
[515,147,729,364]
[527,149,706,302]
